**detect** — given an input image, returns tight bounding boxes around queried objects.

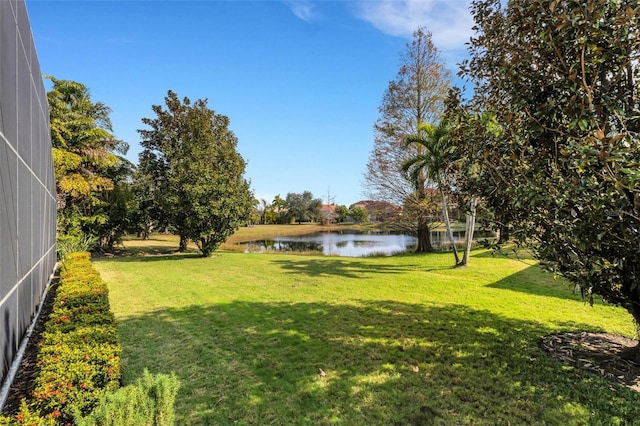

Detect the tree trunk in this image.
[199,238,212,257]
[178,234,189,252]
[620,305,640,362]
[441,188,460,264]
[415,221,434,253]
[141,223,151,240]
[498,223,509,244]
[458,197,477,267]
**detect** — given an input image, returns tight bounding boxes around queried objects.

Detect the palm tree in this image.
[47,76,130,249]
[260,199,269,224]
[402,120,460,264]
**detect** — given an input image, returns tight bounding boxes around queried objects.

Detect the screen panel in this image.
[0,0,56,390]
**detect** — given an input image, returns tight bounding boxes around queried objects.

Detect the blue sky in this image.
[26,0,474,206]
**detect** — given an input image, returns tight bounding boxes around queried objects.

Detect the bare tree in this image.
[363,28,451,252]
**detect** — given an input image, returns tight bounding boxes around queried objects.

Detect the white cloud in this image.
[283,0,319,22]
[355,0,474,50]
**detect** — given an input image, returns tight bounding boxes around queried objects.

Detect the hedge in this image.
[0,252,179,426]
[33,252,121,423]
[1,252,120,424]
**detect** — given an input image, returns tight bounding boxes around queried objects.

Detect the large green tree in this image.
[138,91,190,250]
[138,91,253,257]
[285,191,322,224]
[461,0,640,354]
[48,76,131,250]
[364,28,451,252]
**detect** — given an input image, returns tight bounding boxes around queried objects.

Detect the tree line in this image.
[255,194,368,225]
[51,82,367,257]
[52,84,253,257]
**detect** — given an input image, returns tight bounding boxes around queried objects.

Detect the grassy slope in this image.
[95,236,640,425]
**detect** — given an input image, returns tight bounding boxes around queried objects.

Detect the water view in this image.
[240,230,495,257]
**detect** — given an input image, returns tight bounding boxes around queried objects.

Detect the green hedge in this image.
[1,252,179,425]
[31,252,121,423]
[0,252,120,424]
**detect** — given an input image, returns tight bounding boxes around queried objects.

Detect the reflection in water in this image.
[243,232,415,257]
[240,230,495,257]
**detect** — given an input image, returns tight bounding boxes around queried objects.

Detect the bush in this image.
[0,401,55,425]
[75,369,180,426]
[1,252,179,425]
[56,234,97,260]
[28,252,121,424]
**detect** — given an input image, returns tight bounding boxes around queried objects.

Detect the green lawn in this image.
[94,241,640,425]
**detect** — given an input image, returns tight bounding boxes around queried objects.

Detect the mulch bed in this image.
[540,331,640,392]
[1,278,58,417]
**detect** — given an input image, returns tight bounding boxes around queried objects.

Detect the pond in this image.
[239,229,495,257]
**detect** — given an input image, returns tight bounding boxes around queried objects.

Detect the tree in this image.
[285,191,322,224]
[335,205,349,223]
[444,89,516,251]
[271,194,288,224]
[138,91,253,257]
[257,199,269,224]
[461,0,640,355]
[443,94,505,266]
[248,198,261,226]
[403,120,461,262]
[48,76,131,250]
[138,91,191,251]
[349,206,369,223]
[130,165,170,240]
[363,27,451,252]
[95,160,135,249]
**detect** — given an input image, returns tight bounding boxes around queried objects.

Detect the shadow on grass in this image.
[269,257,422,279]
[109,235,201,257]
[471,246,537,261]
[117,300,640,425]
[92,252,204,264]
[486,264,615,311]
[118,246,195,256]
[486,265,583,302]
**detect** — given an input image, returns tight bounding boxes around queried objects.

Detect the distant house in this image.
[319,204,337,224]
[350,200,400,222]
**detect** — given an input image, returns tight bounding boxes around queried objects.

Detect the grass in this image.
[94,233,640,425]
[119,224,376,255]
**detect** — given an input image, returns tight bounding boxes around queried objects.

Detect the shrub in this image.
[0,401,55,425]
[75,369,180,426]
[2,252,178,425]
[28,252,121,424]
[56,234,97,260]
